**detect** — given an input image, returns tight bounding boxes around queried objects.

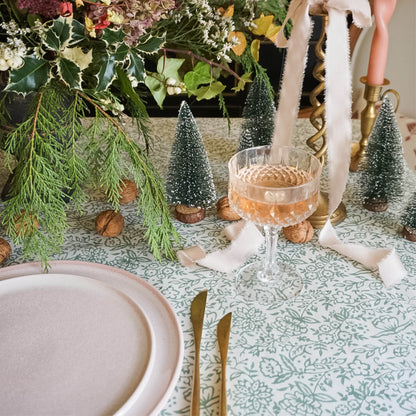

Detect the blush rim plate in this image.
[0,273,155,416]
[0,261,184,416]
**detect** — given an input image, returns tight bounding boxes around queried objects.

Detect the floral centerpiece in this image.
[0,0,288,265]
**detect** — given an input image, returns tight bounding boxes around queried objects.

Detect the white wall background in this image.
[351,0,416,119]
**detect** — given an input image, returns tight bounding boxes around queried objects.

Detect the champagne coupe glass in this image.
[228,145,322,304]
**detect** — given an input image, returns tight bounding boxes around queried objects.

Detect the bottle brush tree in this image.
[238,73,275,151]
[401,192,416,241]
[165,101,216,222]
[359,95,405,212]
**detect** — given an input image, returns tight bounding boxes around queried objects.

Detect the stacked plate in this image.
[0,261,184,416]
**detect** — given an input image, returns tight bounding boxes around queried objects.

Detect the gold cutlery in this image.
[190,290,208,416]
[217,312,232,416]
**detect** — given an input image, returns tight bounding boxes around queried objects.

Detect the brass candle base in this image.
[305,12,346,228]
[350,76,390,172]
[308,191,347,229]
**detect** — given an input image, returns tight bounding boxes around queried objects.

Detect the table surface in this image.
[2,118,416,416]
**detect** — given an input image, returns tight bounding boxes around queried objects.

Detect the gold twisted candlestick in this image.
[306,12,346,229]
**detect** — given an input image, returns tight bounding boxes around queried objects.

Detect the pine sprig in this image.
[79,91,181,260]
[1,90,69,267]
[1,86,181,264]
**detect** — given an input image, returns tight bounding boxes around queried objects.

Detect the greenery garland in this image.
[0,84,180,266]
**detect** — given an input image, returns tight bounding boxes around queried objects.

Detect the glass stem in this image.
[259,225,281,282]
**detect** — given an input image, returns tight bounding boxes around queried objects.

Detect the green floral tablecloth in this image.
[2,118,416,416]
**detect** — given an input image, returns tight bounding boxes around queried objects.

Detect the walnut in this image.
[283,220,314,244]
[216,196,241,221]
[402,225,416,242]
[0,238,11,264]
[95,210,124,237]
[14,210,39,236]
[118,179,138,204]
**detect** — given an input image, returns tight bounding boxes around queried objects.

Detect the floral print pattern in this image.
[2,118,416,415]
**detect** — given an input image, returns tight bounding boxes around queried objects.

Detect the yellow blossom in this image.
[84,16,96,38]
[228,31,246,56]
[107,9,124,25]
[75,0,84,6]
[218,4,234,18]
[250,39,260,62]
[250,13,281,43]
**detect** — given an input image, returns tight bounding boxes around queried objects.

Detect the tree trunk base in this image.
[175,205,205,224]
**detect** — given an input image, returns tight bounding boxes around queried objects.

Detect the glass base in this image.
[235,261,303,305]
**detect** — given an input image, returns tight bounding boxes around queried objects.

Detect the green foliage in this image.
[359,96,405,205]
[165,101,216,208]
[401,192,416,230]
[238,73,276,152]
[145,56,185,107]
[0,85,180,265]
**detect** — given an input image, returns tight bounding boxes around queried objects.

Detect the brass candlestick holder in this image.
[306,12,346,229]
[350,77,386,171]
[350,76,400,171]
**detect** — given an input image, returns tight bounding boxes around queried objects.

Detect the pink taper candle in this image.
[366,0,396,85]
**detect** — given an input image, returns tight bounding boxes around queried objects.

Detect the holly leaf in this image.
[183,62,212,90]
[144,75,166,108]
[101,27,125,47]
[57,57,82,89]
[113,43,129,62]
[232,72,252,93]
[44,16,71,51]
[95,55,116,91]
[69,19,86,45]
[5,56,50,94]
[136,35,165,54]
[156,56,184,80]
[128,51,145,82]
[193,81,225,101]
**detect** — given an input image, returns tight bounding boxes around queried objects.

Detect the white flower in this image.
[0,58,9,71]
[166,77,177,86]
[7,55,24,69]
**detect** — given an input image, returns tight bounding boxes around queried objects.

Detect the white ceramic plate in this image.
[0,273,155,416]
[0,261,184,416]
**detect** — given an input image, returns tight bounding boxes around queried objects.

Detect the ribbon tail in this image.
[272,1,312,148]
[319,221,406,287]
[320,8,407,287]
[325,8,352,214]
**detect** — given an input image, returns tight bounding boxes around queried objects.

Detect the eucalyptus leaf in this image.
[145,75,166,108]
[5,56,50,94]
[57,58,82,90]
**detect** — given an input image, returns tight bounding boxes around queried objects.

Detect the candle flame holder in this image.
[350,76,400,171]
[306,12,346,228]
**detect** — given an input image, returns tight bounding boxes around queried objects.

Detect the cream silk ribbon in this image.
[272,0,407,287]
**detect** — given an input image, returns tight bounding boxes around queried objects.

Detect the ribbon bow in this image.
[272,0,407,287]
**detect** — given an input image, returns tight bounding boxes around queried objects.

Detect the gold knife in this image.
[217,312,232,416]
[190,290,208,416]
